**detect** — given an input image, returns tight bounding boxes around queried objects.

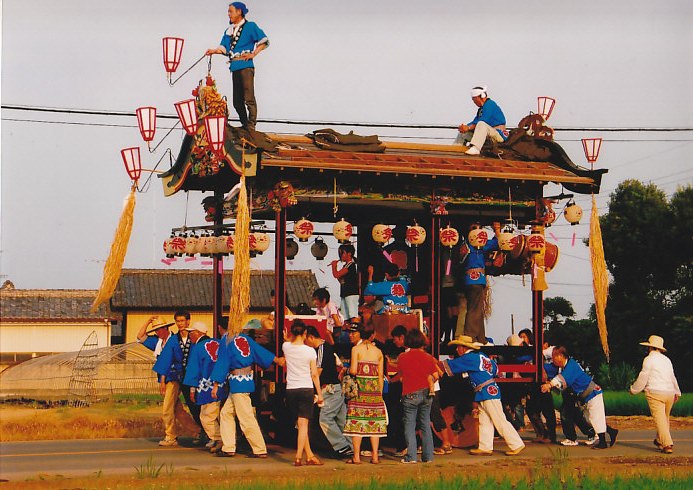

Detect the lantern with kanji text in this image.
[120,147,142,182]
[198,234,216,257]
[467,224,488,249]
[294,218,314,242]
[406,223,426,246]
[250,232,271,255]
[174,99,198,135]
[498,222,518,251]
[136,107,157,143]
[527,224,546,254]
[311,236,328,260]
[286,237,299,260]
[439,225,460,248]
[564,199,583,225]
[162,37,184,74]
[333,218,353,244]
[184,234,199,256]
[372,224,393,245]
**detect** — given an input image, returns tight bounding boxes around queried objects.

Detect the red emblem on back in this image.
[205,340,219,362]
[482,357,493,374]
[234,336,251,357]
[391,283,406,297]
[487,385,499,396]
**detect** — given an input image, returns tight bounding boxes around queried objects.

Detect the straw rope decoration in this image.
[589,193,610,360]
[91,185,136,312]
[483,281,493,319]
[227,145,251,337]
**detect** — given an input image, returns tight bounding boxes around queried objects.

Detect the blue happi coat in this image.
[152,335,183,383]
[444,351,501,401]
[210,333,275,394]
[183,336,229,405]
[550,358,602,403]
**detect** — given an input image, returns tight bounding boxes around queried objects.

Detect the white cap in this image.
[471,86,488,98]
[185,321,208,334]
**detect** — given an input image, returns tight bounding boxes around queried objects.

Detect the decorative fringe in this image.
[483,280,493,320]
[91,186,136,312]
[589,194,610,361]
[228,173,251,337]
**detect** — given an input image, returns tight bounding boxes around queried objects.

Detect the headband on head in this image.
[230,2,248,16]
[471,86,488,98]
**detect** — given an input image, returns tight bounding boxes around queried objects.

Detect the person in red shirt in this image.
[391,329,439,463]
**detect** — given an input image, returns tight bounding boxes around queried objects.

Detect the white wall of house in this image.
[0,322,111,354]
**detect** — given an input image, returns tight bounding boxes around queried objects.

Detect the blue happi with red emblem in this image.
[210,333,276,394]
[444,351,501,401]
[183,336,228,405]
[364,277,410,311]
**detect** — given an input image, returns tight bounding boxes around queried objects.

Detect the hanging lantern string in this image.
[168,54,208,87]
[333,177,338,218]
[137,148,174,193]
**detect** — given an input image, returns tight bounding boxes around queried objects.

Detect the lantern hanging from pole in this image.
[120,147,142,182]
[250,231,271,255]
[498,221,518,252]
[440,225,460,276]
[135,107,157,143]
[372,224,393,245]
[467,224,487,249]
[564,199,583,226]
[221,234,235,255]
[198,233,216,257]
[165,233,187,257]
[174,99,198,135]
[310,236,328,260]
[537,96,556,121]
[294,218,314,242]
[204,115,226,154]
[581,137,602,165]
[527,224,546,254]
[185,234,199,256]
[333,218,353,244]
[162,37,184,74]
[163,234,176,258]
[286,237,299,260]
[406,221,426,272]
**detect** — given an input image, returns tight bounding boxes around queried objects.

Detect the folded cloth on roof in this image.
[307,128,386,153]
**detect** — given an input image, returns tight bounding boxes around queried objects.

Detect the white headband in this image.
[471,86,488,98]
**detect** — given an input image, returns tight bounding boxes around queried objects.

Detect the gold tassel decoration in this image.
[589,194,610,361]
[91,185,137,312]
[228,172,251,337]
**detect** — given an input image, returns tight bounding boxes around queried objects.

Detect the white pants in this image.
[199,401,221,441]
[478,398,524,451]
[585,393,607,434]
[219,392,267,455]
[456,121,505,149]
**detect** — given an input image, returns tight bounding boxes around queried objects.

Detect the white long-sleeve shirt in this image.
[630,350,681,396]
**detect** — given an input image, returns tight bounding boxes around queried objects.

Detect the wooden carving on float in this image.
[158,76,259,196]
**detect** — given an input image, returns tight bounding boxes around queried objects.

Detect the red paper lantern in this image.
[135,107,157,142]
[439,225,460,248]
[294,218,315,242]
[204,115,226,153]
[537,96,556,120]
[581,138,602,164]
[120,147,142,181]
[174,99,198,135]
[162,37,184,73]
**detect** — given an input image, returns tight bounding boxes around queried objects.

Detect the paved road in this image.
[1,430,691,482]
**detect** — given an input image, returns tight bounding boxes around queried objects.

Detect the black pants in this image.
[526,384,556,442]
[464,284,486,343]
[384,382,405,450]
[561,391,595,441]
[232,68,257,128]
[181,384,202,431]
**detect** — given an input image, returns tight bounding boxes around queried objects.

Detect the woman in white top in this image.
[629,335,681,454]
[283,320,324,466]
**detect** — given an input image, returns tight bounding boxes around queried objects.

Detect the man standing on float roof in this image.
[456,86,507,155]
[205,2,268,131]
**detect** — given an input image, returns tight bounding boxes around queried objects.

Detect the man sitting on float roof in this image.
[364,262,410,314]
[456,86,507,156]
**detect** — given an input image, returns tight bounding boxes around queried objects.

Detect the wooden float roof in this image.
[263,135,598,188]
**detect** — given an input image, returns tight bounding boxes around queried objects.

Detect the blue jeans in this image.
[319,384,352,453]
[402,388,433,462]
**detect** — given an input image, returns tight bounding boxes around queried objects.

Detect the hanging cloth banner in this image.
[589,194,610,361]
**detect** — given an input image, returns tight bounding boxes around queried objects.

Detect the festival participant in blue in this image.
[443,335,525,456]
[364,262,410,313]
[210,325,284,458]
[458,222,501,343]
[136,316,174,358]
[456,85,507,155]
[205,2,269,131]
[183,322,227,454]
[541,346,618,449]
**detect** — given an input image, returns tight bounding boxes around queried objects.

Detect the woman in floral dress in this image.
[343,323,388,464]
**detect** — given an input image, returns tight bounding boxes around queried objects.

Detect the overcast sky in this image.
[2,0,692,342]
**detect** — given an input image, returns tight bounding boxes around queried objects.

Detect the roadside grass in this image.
[552,391,693,416]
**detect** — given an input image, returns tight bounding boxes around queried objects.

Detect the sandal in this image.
[306,456,324,466]
[442,445,453,454]
[370,459,380,464]
[294,459,303,466]
[345,458,362,465]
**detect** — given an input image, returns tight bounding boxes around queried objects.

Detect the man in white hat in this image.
[183,322,225,453]
[443,335,525,456]
[456,86,507,155]
[630,335,681,454]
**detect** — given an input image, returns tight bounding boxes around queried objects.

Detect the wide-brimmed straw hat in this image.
[145,321,175,335]
[639,335,666,352]
[448,335,479,350]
